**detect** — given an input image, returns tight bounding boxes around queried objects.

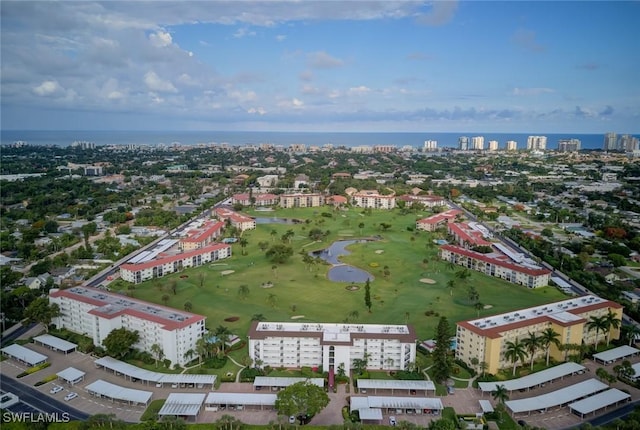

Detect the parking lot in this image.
[3,340,640,427]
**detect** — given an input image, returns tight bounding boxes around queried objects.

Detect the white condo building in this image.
[471,136,484,150]
[351,190,396,209]
[505,140,518,151]
[50,287,206,366]
[423,140,438,151]
[248,322,417,374]
[527,136,547,151]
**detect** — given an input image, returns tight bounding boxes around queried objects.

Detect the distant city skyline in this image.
[1,1,639,133]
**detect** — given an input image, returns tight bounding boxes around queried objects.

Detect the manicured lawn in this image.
[111,207,567,351]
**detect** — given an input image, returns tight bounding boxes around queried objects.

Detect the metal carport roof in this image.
[357,379,435,391]
[568,388,630,417]
[56,367,85,384]
[505,378,608,414]
[85,379,153,405]
[205,392,277,406]
[253,376,324,388]
[33,334,77,353]
[1,344,47,366]
[158,393,206,417]
[592,345,640,364]
[478,362,585,392]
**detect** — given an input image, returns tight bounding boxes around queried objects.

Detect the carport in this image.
[253,376,324,391]
[85,379,153,406]
[205,392,277,411]
[1,344,48,367]
[33,334,77,354]
[356,379,435,396]
[158,393,206,422]
[56,367,86,386]
[592,345,640,365]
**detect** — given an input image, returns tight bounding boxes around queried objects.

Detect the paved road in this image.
[0,374,89,421]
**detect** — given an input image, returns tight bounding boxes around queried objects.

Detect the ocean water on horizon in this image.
[0,129,629,150]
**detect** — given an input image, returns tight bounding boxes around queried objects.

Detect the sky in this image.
[1,1,639,133]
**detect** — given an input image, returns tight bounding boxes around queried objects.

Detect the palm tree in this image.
[270,229,277,242]
[267,293,278,308]
[183,349,195,364]
[504,339,527,376]
[491,384,509,406]
[214,325,232,355]
[624,324,640,346]
[587,315,609,349]
[237,284,250,300]
[239,238,248,255]
[539,327,561,366]
[195,336,209,365]
[522,332,541,371]
[184,301,193,312]
[161,294,170,306]
[604,310,621,346]
[150,343,164,368]
[447,279,455,296]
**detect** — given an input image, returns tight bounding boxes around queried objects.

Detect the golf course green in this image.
[110,207,567,342]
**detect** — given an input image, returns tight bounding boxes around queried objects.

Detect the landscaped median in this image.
[16,361,51,378]
[34,373,58,386]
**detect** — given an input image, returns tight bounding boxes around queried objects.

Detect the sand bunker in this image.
[375,250,384,254]
[420,278,436,284]
[291,315,305,320]
[483,304,493,309]
[220,270,235,276]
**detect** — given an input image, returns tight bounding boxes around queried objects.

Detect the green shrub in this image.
[204,356,227,369]
[17,362,51,378]
[34,374,58,386]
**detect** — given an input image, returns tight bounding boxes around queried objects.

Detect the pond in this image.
[311,240,374,283]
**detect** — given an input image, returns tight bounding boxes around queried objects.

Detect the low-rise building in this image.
[416,209,462,232]
[231,193,279,206]
[214,208,256,231]
[248,322,416,374]
[179,220,225,251]
[447,223,492,248]
[439,244,551,288]
[50,287,206,367]
[455,295,622,375]
[120,243,231,284]
[279,193,325,208]
[351,190,396,209]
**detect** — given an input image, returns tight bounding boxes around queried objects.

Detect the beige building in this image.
[351,190,396,209]
[279,193,324,208]
[455,295,623,375]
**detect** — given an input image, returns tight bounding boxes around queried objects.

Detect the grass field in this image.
[111,206,567,346]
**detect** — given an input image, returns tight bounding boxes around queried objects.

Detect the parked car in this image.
[50,385,63,394]
[64,392,78,401]
[389,416,397,426]
[289,416,296,424]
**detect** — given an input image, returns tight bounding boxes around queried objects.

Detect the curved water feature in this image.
[311,240,374,283]
[254,217,301,225]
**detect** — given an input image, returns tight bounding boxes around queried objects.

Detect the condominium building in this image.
[527,136,547,151]
[458,136,469,151]
[397,194,446,209]
[423,140,438,151]
[416,209,462,232]
[455,295,623,375]
[505,140,518,151]
[50,287,206,367]
[447,223,492,248]
[279,193,325,208]
[179,220,225,251]
[488,140,499,151]
[248,321,417,374]
[471,136,485,150]
[351,190,396,209]
[120,243,232,284]
[231,193,279,207]
[604,132,618,151]
[558,139,581,152]
[620,134,640,152]
[439,244,551,288]
[373,145,396,153]
[214,207,256,231]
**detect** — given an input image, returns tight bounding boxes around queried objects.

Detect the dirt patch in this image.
[375,250,384,254]
[291,315,305,320]
[420,278,436,284]
[261,282,274,288]
[180,275,188,278]
[345,284,360,291]
[220,270,235,276]
[224,316,239,322]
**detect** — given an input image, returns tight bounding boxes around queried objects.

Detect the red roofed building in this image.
[120,243,232,284]
[416,209,462,232]
[351,190,395,209]
[439,244,551,288]
[455,295,622,374]
[398,194,447,208]
[326,195,348,207]
[447,222,493,248]
[179,220,225,251]
[50,286,206,367]
[214,207,256,231]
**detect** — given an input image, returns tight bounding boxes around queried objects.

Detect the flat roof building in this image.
[50,287,206,367]
[455,295,622,375]
[248,321,416,375]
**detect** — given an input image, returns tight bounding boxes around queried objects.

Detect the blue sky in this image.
[1,1,638,133]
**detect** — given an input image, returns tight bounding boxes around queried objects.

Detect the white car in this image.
[289,416,296,424]
[64,392,78,401]
[50,385,64,394]
[389,416,397,426]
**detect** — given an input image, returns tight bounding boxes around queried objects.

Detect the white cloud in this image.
[177,73,200,86]
[144,71,177,93]
[416,1,459,26]
[510,87,554,96]
[33,80,64,96]
[247,107,267,115]
[347,86,371,96]
[275,34,286,42]
[278,98,304,108]
[100,78,126,100]
[233,27,256,38]
[307,51,344,69]
[229,90,257,103]
[149,30,173,47]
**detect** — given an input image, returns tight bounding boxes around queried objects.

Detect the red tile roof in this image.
[121,243,230,271]
[440,244,551,276]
